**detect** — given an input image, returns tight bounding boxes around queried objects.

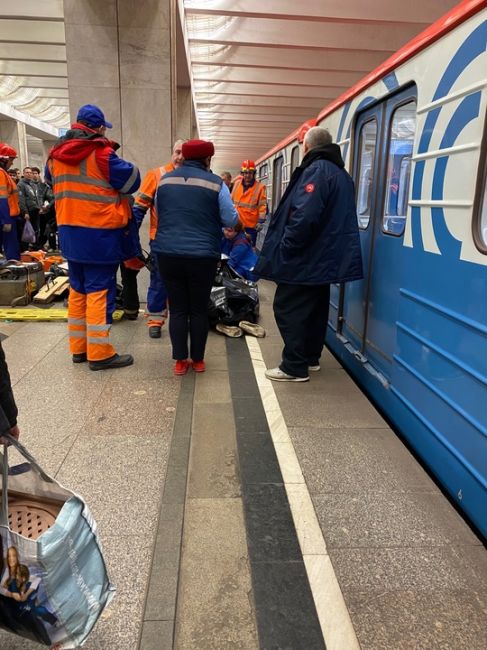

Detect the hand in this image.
[24,214,30,220]
[0,424,20,446]
[2,223,12,233]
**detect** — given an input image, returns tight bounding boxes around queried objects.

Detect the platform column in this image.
[0,119,28,169]
[63,0,175,176]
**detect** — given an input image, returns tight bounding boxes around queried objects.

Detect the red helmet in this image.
[241,159,256,172]
[0,144,17,158]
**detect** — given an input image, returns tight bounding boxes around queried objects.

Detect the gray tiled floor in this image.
[1,278,486,650]
[257,280,487,650]
[0,308,176,650]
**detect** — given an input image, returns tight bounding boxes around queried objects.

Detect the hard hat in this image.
[0,143,18,158]
[241,160,256,172]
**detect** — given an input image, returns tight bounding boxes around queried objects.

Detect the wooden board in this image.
[33,276,70,304]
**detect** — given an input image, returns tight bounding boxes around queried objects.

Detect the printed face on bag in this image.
[0,536,61,644]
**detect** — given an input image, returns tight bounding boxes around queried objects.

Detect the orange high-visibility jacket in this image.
[0,168,20,217]
[134,162,174,240]
[48,151,131,230]
[231,179,267,229]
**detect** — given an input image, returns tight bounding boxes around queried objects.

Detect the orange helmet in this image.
[0,143,17,159]
[241,159,256,172]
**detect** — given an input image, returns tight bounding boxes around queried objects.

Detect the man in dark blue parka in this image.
[255,127,363,381]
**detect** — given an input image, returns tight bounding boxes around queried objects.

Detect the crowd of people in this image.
[0,102,362,382]
[0,154,57,261]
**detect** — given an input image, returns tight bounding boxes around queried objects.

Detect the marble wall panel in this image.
[176,86,193,141]
[65,24,120,88]
[119,27,171,89]
[63,0,117,27]
[120,87,172,173]
[117,0,170,30]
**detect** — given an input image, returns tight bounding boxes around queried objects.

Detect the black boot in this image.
[89,354,134,371]
[72,353,87,363]
[149,326,161,339]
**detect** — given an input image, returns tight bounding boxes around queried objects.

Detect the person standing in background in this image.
[131,139,186,337]
[220,171,233,192]
[152,139,238,375]
[231,160,267,247]
[18,166,42,248]
[31,166,55,250]
[255,127,363,382]
[0,144,21,261]
[45,104,140,371]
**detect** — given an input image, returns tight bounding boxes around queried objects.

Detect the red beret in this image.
[182,139,214,160]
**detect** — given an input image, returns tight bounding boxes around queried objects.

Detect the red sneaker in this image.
[174,359,190,376]
[192,360,206,373]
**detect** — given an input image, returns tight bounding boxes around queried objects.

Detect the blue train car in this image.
[257,0,487,538]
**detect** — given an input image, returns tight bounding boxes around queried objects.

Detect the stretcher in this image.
[0,309,124,322]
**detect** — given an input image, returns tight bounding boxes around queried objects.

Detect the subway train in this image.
[256,0,487,539]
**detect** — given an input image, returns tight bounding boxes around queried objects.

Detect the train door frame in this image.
[337,103,385,355]
[338,84,418,381]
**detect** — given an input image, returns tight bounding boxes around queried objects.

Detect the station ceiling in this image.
[0,1,460,168]
[181,0,460,171]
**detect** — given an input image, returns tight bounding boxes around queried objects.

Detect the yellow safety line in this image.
[0,309,124,322]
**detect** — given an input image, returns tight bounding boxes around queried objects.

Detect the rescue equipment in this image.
[0,308,124,321]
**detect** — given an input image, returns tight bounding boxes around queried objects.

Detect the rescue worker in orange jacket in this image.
[231,160,267,247]
[132,139,185,339]
[45,104,140,371]
[0,144,21,261]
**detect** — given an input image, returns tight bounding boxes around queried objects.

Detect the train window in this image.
[259,163,268,181]
[272,156,284,211]
[356,119,377,229]
[290,146,300,173]
[383,101,416,235]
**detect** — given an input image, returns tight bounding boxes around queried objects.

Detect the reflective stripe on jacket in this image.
[231,179,267,228]
[152,161,226,258]
[134,162,174,240]
[0,169,20,219]
[48,151,131,230]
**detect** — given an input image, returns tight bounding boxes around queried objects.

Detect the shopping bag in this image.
[21,220,36,244]
[0,435,115,648]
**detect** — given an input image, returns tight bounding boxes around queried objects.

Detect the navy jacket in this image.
[152,161,237,258]
[255,144,363,285]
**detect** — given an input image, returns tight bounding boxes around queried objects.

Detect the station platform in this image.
[0,280,486,650]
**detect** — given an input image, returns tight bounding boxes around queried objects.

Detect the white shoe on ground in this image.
[308,364,321,371]
[238,320,266,337]
[265,367,309,382]
[216,323,243,338]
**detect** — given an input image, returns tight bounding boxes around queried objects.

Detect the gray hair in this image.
[303,126,332,150]
[173,139,186,150]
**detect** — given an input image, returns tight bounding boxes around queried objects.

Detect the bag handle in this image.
[0,434,55,526]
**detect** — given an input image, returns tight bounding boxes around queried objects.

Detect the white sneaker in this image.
[265,367,309,382]
[308,364,321,372]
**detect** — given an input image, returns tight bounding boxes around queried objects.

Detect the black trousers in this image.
[273,282,330,378]
[119,264,140,312]
[157,255,218,361]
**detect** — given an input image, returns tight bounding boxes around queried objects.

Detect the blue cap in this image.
[76,104,112,129]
